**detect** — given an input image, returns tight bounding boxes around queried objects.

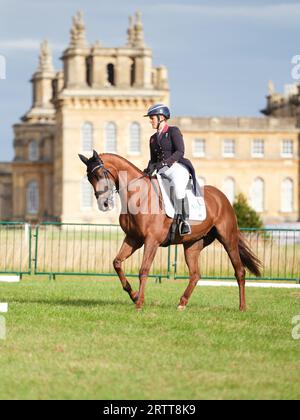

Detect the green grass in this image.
[0,276,299,400]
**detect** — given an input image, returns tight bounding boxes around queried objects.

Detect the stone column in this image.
[116,55,132,88]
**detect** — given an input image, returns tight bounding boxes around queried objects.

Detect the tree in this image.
[233,193,264,229]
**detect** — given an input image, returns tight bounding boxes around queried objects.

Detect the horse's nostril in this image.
[104,202,108,208]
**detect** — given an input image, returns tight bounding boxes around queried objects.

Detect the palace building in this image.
[0,12,299,224]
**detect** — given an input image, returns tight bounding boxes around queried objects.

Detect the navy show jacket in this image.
[147,126,201,196]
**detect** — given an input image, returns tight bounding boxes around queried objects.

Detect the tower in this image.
[53,11,169,223]
[10,11,170,223]
[61,11,89,89]
[12,41,57,222]
[23,40,56,123]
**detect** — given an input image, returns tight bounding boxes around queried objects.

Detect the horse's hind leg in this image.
[216,226,246,311]
[113,236,143,303]
[227,246,246,311]
[177,240,202,310]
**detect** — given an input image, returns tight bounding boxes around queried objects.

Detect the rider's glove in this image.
[155,161,169,172]
[143,163,156,176]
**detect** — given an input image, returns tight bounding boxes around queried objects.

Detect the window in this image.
[223,177,236,205]
[52,79,58,100]
[107,64,115,86]
[223,139,236,157]
[104,122,117,153]
[86,56,93,87]
[81,177,93,210]
[250,178,265,213]
[193,139,206,157]
[81,122,93,152]
[130,60,136,86]
[26,181,39,215]
[129,122,141,154]
[282,140,294,158]
[281,178,293,213]
[252,139,265,158]
[28,140,39,162]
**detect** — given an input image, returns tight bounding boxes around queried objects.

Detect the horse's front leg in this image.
[136,239,159,310]
[113,236,143,303]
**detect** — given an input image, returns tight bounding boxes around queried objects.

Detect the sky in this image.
[1,0,300,161]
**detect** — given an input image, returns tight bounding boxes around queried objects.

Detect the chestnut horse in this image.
[79,151,262,311]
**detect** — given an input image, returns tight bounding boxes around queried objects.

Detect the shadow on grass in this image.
[9,297,130,308]
[9,297,241,315]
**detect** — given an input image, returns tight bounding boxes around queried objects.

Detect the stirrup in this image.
[179,220,192,236]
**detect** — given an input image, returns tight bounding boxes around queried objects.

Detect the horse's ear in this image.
[93,150,99,160]
[78,154,88,166]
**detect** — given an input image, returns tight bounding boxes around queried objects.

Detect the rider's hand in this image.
[143,163,156,176]
[143,168,151,176]
[155,162,169,172]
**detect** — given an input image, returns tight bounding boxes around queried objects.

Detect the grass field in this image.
[0,276,299,400]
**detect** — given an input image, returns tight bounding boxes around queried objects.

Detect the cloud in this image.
[156,2,300,22]
[0,39,65,52]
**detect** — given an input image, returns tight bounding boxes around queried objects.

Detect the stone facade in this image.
[0,12,299,224]
[172,116,299,224]
[261,80,300,119]
[0,163,12,220]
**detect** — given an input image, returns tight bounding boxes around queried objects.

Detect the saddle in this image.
[156,173,207,246]
[156,173,206,222]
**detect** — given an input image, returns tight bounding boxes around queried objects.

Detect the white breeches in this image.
[158,162,190,200]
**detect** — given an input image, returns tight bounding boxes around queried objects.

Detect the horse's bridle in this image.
[88,158,117,204]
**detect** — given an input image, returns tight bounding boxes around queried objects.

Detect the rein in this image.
[90,158,162,209]
[90,160,147,197]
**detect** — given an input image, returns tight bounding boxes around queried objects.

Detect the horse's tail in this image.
[238,231,262,277]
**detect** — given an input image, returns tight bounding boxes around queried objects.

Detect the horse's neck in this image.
[102,154,160,215]
[101,154,142,185]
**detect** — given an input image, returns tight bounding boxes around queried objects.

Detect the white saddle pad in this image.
[156,173,207,222]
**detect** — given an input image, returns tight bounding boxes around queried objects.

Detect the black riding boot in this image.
[178,198,191,236]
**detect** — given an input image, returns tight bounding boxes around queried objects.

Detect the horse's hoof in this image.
[177,305,186,311]
[131,292,139,303]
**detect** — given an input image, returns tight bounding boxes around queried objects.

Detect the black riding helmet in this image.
[144,104,171,120]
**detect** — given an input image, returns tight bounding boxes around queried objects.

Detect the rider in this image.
[143,103,199,236]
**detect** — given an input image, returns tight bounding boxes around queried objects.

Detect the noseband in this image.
[88,158,117,202]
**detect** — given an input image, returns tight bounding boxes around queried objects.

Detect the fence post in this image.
[166,245,172,280]
[173,245,178,280]
[25,223,32,275]
[33,225,39,275]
